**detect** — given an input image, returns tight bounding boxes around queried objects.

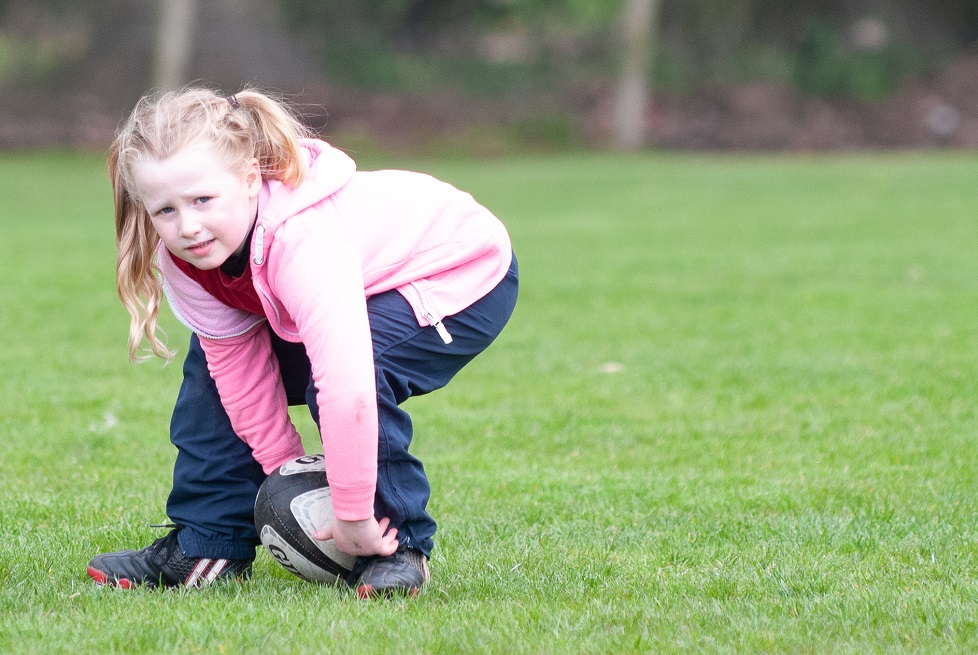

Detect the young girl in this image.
[87,87,518,597]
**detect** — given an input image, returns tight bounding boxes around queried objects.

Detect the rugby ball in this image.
[254,454,356,584]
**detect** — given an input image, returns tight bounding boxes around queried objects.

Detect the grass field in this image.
[2,148,978,653]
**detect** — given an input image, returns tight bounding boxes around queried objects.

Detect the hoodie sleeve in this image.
[198,328,307,473]
[264,211,379,522]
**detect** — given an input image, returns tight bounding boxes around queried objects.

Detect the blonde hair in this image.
[109,86,313,362]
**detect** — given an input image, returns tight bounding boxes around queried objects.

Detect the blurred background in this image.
[2,0,978,154]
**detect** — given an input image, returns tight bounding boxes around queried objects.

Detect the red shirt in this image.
[169,252,265,316]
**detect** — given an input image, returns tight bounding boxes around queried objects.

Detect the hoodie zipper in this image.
[410,282,453,345]
[250,222,302,339]
[253,280,300,339]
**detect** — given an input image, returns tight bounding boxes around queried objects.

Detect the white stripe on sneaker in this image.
[204,559,228,584]
[185,558,212,587]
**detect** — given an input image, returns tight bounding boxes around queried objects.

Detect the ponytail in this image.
[233,89,312,187]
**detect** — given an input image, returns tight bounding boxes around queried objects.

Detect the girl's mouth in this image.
[187,239,215,255]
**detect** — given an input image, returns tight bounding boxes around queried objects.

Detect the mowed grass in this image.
[2,148,978,653]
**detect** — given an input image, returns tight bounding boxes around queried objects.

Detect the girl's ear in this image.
[245,157,262,198]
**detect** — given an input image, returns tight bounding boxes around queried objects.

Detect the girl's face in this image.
[133,141,262,271]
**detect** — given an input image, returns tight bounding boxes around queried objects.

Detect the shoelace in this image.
[143,524,181,558]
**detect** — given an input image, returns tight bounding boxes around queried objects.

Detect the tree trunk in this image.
[612,0,662,150]
[153,0,199,90]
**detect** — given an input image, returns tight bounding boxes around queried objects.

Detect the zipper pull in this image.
[252,224,266,265]
[434,321,453,344]
[425,314,453,344]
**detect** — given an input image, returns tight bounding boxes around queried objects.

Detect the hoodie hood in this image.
[249,139,356,267]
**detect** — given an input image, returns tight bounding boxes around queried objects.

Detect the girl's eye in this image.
[194,196,211,205]
[156,207,174,216]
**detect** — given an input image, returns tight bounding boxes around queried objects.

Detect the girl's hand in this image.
[314,516,399,557]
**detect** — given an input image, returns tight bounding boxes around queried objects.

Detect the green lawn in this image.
[2,149,978,653]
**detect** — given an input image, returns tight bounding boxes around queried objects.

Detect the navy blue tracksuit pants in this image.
[166,256,518,561]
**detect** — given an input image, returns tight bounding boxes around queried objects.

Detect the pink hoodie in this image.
[157,139,512,521]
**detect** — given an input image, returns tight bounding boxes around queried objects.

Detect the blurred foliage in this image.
[277,0,965,101]
[0,0,92,89]
[794,19,930,100]
[0,0,974,110]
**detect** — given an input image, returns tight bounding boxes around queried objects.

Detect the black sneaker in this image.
[348,547,430,598]
[87,526,253,589]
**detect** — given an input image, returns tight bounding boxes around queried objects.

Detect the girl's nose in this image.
[177,214,202,238]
